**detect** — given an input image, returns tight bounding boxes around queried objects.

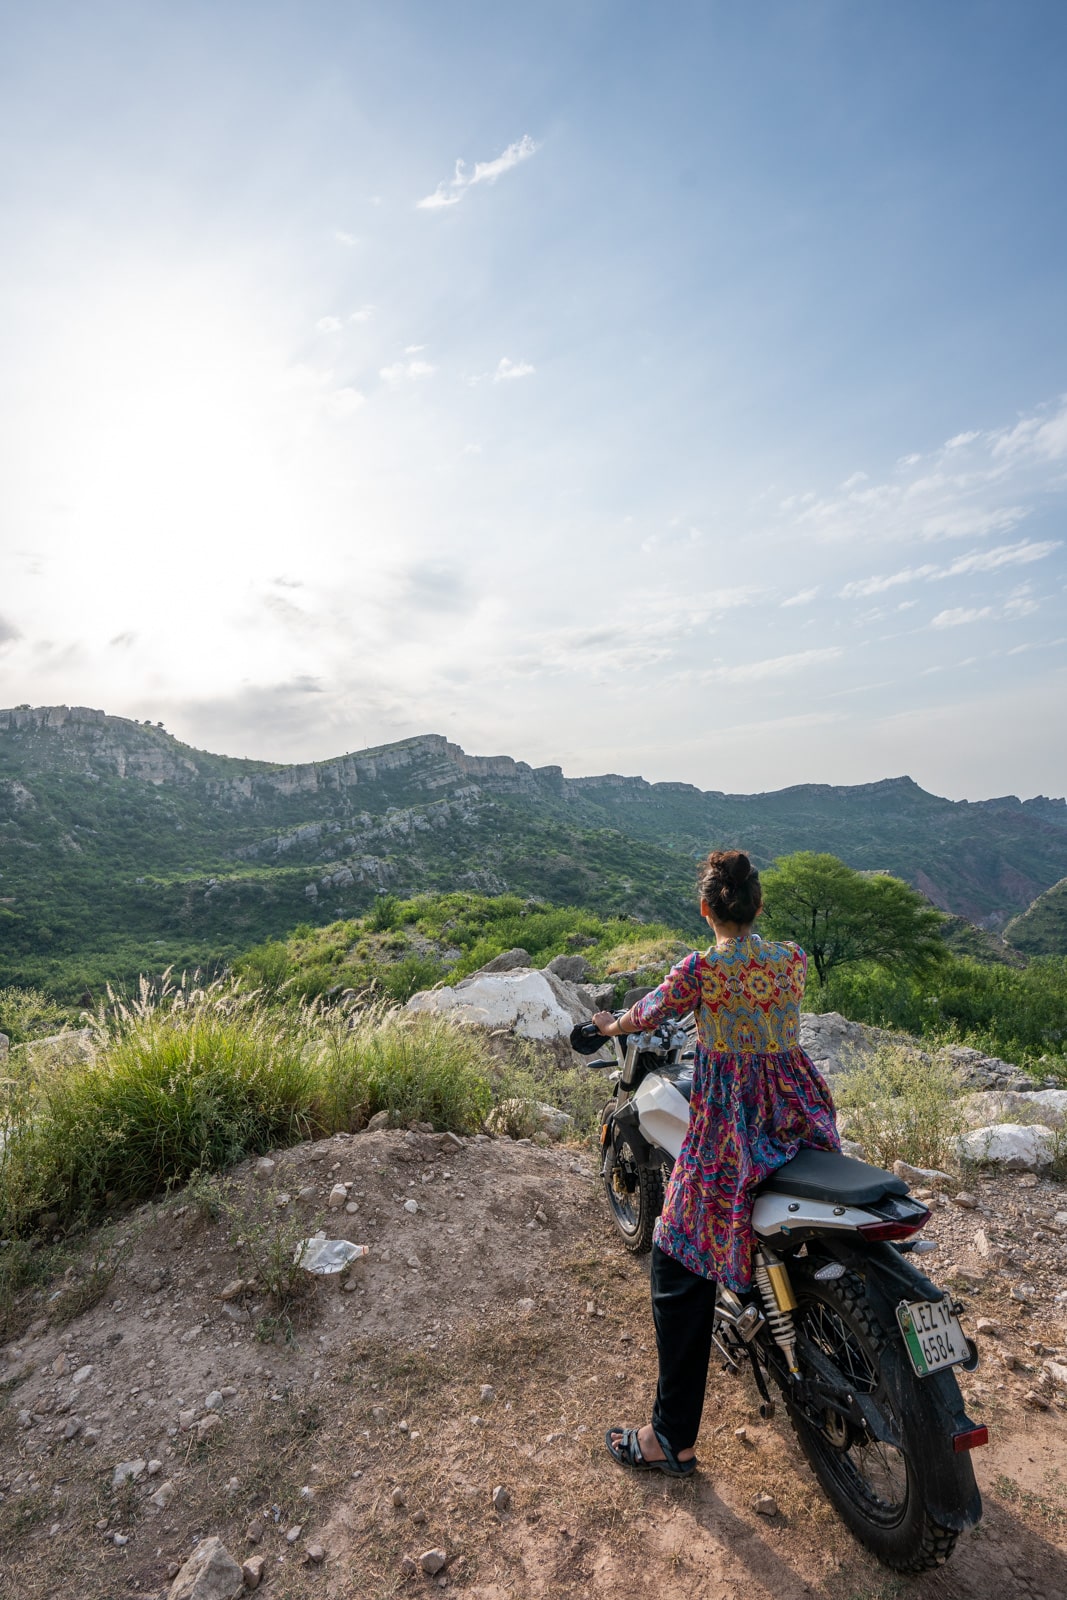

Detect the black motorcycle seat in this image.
[757,1147,908,1206]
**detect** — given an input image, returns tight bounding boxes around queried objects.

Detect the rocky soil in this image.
[2,1117,1067,1600]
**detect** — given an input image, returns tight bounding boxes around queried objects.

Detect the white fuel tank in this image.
[630,1073,690,1160]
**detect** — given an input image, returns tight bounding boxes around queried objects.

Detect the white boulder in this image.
[406,969,588,1040]
[955,1123,1056,1173]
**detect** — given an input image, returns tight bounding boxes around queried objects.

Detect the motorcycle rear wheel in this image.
[784,1270,969,1573]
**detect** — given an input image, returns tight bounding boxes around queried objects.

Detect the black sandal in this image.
[604,1424,697,1477]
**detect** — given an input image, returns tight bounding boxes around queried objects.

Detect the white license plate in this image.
[896,1297,969,1377]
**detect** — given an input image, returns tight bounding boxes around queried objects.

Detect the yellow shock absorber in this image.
[753,1248,800,1376]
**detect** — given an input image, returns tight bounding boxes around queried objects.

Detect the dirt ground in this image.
[1,1128,1065,1600]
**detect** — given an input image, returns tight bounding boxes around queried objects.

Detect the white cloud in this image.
[326,387,365,417]
[316,316,343,333]
[379,359,437,387]
[943,430,979,450]
[840,566,937,598]
[417,134,539,210]
[493,357,535,382]
[931,607,993,628]
[990,396,1067,462]
[333,230,357,246]
[840,471,867,490]
[840,538,1061,599]
[702,646,843,683]
[780,586,820,608]
[404,344,427,355]
[349,305,376,324]
[941,538,1061,576]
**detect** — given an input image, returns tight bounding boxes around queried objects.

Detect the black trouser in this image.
[650,1242,718,1453]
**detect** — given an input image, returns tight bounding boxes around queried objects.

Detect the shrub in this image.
[835,1045,966,1171]
[311,1008,493,1134]
[0,986,75,1045]
[0,980,317,1237]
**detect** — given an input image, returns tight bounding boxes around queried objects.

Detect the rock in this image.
[1045,1361,1067,1390]
[72,1363,93,1385]
[961,1089,1067,1130]
[400,1556,418,1576]
[366,1109,392,1132]
[274,1192,292,1208]
[411,1509,427,1525]
[975,1318,1001,1336]
[242,1555,266,1590]
[62,1417,83,1440]
[1024,1390,1050,1410]
[492,1484,511,1510]
[204,1390,223,1411]
[404,1198,419,1214]
[166,1535,244,1600]
[391,1486,407,1507]
[245,1521,261,1544]
[218,1279,245,1301]
[328,1184,348,1209]
[475,948,532,974]
[577,982,616,1011]
[305,1543,325,1563]
[419,1548,448,1575]
[197,1413,222,1441]
[752,1493,778,1517]
[545,954,591,982]
[178,1409,197,1431]
[407,968,588,1040]
[952,1191,978,1210]
[149,1480,176,1510]
[1010,1283,1038,1303]
[113,1532,128,1546]
[112,1459,146,1488]
[839,1138,867,1160]
[480,1385,496,1402]
[893,1160,953,1188]
[485,1099,573,1139]
[253,1158,276,1181]
[956,1124,1055,1172]
[53,1352,72,1376]
[286,1524,303,1544]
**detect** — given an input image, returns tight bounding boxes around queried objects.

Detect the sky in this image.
[1,1,1065,801]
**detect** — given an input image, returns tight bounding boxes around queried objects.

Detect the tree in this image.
[760,852,947,985]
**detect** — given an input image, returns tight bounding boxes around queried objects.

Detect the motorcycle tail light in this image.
[856,1207,930,1242]
[952,1425,989,1452]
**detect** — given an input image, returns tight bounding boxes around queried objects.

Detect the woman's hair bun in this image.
[698,849,761,925]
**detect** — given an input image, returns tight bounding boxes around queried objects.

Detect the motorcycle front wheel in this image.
[783,1270,976,1573]
[601,1112,663,1254]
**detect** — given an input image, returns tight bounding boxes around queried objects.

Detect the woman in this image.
[595,849,839,1477]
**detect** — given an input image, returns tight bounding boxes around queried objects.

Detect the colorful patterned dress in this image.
[628,935,840,1291]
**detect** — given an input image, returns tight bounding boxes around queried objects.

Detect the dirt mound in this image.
[2,1134,1067,1599]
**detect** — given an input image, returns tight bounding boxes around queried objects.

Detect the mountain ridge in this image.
[2,704,1066,993]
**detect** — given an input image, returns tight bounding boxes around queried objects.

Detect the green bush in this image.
[232,940,291,995]
[0,981,506,1240]
[0,986,76,1045]
[0,989,317,1236]
[816,953,1067,1072]
[835,1045,966,1171]
[311,1008,493,1135]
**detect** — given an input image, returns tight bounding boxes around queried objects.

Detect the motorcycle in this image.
[570,1012,987,1574]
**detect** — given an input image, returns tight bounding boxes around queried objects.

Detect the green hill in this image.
[1004,878,1067,956]
[2,704,1066,996]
